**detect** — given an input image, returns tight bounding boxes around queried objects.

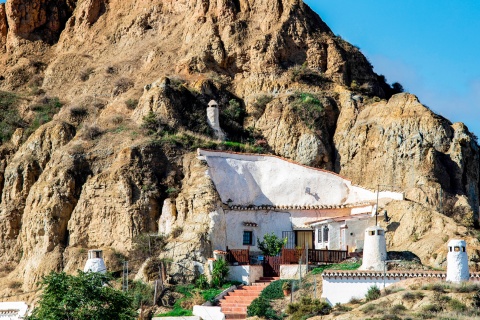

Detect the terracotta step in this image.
[237,286,264,291]
[227,291,259,297]
[251,282,269,286]
[221,306,247,312]
[223,296,256,302]
[219,302,251,307]
[224,313,247,319]
[259,277,279,281]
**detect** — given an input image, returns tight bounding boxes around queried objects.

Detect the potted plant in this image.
[282,281,292,296]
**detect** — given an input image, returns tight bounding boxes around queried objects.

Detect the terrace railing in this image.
[226,248,250,265]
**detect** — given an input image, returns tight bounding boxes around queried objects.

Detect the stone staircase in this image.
[219,277,279,319]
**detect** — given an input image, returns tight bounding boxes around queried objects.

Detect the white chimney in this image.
[84,250,107,274]
[446,239,469,283]
[359,226,387,271]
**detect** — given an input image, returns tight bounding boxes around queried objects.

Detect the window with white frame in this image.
[318,226,329,243]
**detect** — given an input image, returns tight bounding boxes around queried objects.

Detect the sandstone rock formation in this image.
[0,0,477,298]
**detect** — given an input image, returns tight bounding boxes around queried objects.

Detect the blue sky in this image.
[305,0,480,137]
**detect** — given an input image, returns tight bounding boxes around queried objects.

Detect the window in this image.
[377,230,384,236]
[318,226,329,243]
[243,231,253,245]
[454,246,460,252]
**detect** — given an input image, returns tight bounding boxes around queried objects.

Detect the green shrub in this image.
[195,274,209,290]
[291,92,324,129]
[390,304,406,313]
[69,106,88,118]
[421,304,442,313]
[125,99,139,110]
[211,258,229,288]
[448,298,467,312]
[452,282,480,293]
[130,280,154,308]
[402,291,424,301]
[349,297,362,304]
[201,288,222,303]
[286,296,331,320]
[422,283,448,292]
[223,99,243,123]
[365,286,381,302]
[156,306,193,317]
[247,296,271,318]
[260,280,293,300]
[335,303,352,312]
[26,96,63,137]
[361,303,376,313]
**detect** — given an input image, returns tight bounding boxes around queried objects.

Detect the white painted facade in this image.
[322,271,447,305]
[84,250,107,274]
[197,150,404,207]
[311,215,372,251]
[322,275,403,305]
[359,226,387,271]
[446,239,469,283]
[227,265,263,285]
[0,302,28,320]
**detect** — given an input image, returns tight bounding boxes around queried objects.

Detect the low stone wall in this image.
[228,265,263,285]
[322,271,446,305]
[280,264,310,279]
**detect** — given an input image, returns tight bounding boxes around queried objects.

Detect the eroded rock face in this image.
[0,4,8,49]
[0,121,76,262]
[334,92,479,223]
[5,0,76,44]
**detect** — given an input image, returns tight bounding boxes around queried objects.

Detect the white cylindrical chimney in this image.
[359,226,387,271]
[84,250,107,274]
[446,239,469,283]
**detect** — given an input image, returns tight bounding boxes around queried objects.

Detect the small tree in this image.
[27,271,137,320]
[257,233,287,256]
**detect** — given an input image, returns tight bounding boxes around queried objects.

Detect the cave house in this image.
[194,149,404,258]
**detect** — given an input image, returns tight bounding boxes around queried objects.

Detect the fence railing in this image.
[226,248,250,265]
[308,249,348,263]
[281,248,303,264]
[225,247,348,265]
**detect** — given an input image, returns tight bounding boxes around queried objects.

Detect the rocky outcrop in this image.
[0,121,76,263]
[0,4,7,50]
[334,92,479,223]
[159,153,221,283]
[5,0,76,45]
[252,93,338,169]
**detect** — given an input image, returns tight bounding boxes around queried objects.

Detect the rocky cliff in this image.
[0,0,478,299]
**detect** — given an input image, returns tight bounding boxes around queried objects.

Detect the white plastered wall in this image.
[322,277,400,305]
[198,150,403,207]
[228,265,263,285]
